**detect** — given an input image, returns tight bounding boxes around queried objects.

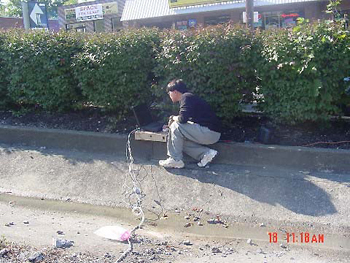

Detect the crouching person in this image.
[159,79,221,169]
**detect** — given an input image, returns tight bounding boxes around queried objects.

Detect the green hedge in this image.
[154,25,262,123]
[73,28,160,118]
[3,30,84,112]
[0,31,12,109]
[257,21,350,123]
[0,21,349,125]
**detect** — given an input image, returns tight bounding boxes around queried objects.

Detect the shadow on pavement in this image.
[169,164,339,217]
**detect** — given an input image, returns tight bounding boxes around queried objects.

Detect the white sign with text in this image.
[75,4,103,22]
[243,11,259,23]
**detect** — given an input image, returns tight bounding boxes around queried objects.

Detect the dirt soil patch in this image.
[0,109,349,150]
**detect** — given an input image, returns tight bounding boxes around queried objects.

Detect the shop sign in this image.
[176,20,188,30]
[66,22,86,29]
[281,12,302,28]
[169,0,231,8]
[103,2,118,15]
[188,19,197,27]
[76,4,103,22]
[65,2,118,21]
[242,11,259,23]
[281,13,300,18]
[65,8,76,20]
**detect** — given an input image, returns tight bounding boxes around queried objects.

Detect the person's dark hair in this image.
[166,79,188,94]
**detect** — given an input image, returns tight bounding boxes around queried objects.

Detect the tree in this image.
[6,0,22,17]
[45,0,70,18]
[4,0,70,19]
[0,1,7,16]
[326,0,342,20]
[63,0,78,5]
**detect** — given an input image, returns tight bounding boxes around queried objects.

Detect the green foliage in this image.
[256,21,350,123]
[4,30,84,112]
[154,25,263,123]
[326,0,342,17]
[73,28,160,120]
[0,31,12,109]
[43,0,70,19]
[0,22,349,125]
[63,0,78,6]
[4,0,68,19]
[0,2,6,16]
[5,0,22,17]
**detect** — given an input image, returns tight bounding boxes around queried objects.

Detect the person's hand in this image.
[168,115,174,126]
[168,115,180,126]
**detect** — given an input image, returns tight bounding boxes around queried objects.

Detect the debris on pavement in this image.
[0,248,10,257]
[28,251,45,262]
[184,222,192,228]
[207,215,225,225]
[280,243,287,249]
[54,239,74,249]
[212,247,222,254]
[183,240,193,246]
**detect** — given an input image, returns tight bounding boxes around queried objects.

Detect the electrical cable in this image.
[116,128,144,263]
[116,128,165,262]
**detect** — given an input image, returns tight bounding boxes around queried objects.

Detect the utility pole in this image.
[246,0,254,30]
[21,1,30,31]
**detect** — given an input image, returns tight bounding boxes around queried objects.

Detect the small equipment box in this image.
[135,131,167,143]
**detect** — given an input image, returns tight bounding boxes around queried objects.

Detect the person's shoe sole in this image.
[198,150,218,167]
[159,160,185,169]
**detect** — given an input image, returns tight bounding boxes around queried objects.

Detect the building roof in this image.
[121,0,324,21]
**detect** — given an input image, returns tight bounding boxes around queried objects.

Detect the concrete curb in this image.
[0,125,349,173]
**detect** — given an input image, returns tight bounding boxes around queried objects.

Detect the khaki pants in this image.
[167,121,221,161]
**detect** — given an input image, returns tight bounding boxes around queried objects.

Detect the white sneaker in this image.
[198,149,218,167]
[159,158,185,168]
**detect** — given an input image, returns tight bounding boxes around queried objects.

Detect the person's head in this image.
[166,79,188,103]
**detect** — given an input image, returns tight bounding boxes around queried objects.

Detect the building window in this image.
[94,20,105,32]
[281,11,304,28]
[262,11,304,29]
[204,15,230,26]
[66,23,86,32]
[264,12,281,29]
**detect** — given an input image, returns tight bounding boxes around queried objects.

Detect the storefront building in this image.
[121,0,350,30]
[58,0,125,32]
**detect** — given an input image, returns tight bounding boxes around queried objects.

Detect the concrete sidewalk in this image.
[0,143,349,248]
[0,125,349,255]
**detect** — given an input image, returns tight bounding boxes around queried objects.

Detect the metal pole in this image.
[21,1,30,31]
[246,0,254,30]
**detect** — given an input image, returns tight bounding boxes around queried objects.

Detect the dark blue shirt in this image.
[178,93,221,133]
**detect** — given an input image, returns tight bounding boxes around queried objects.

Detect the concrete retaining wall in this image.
[0,125,349,173]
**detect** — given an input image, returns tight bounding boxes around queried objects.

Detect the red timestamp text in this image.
[268,232,324,243]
